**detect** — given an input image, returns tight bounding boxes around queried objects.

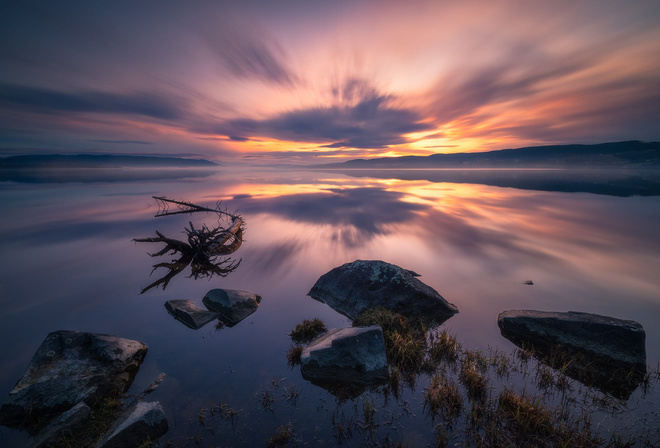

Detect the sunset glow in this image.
[1,0,659,163]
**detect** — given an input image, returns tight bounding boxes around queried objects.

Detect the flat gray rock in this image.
[301,326,388,384]
[95,401,168,448]
[164,299,219,329]
[498,310,647,398]
[0,331,147,427]
[308,260,458,320]
[202,289,261,326]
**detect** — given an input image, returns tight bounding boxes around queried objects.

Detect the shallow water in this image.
[1,168,659,446]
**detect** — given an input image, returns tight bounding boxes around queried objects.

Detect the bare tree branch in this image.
[134,198,245,293]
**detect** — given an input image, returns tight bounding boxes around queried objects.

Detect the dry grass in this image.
[266,423,295,448]
[286,345,303,367]
[423,373,463,422]
[289,318,328,344]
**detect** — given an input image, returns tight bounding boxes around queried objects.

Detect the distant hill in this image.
[0,154,218,168]
[310,141,660,169]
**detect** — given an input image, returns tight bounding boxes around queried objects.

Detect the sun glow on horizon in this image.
[1,1,659,162]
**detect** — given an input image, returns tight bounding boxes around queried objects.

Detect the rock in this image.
[308,260,458,321]
[29,402,91,448]
[202,289,261,326]
[0,331,148,427]
[164,299,219,329]
[301,326,388,384]
[95,401,168,448]
[498,310,647,399]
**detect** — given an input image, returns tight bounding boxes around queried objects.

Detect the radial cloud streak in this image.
[0,0,659,161]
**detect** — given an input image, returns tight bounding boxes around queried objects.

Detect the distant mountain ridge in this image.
[311,141,660,169]
[0,154,218,168]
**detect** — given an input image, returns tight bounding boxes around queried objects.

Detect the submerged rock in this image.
[308,260,458,321]
[95,401,168,448]
[29,402,91,448]
[301,326,388,384]
[498,310,647,399]
[202,289,261,326]
[0,331,147,427]
[164,299,219,329]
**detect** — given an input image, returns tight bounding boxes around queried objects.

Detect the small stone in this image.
[202,289,261,326]
[164,299,219,329]
[301,326,388,384]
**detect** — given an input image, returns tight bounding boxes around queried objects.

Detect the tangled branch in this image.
[134,197,244,293]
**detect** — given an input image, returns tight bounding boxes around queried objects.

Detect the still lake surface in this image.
[1,167,659,446]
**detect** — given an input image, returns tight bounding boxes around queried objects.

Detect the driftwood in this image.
[134,197,244,294]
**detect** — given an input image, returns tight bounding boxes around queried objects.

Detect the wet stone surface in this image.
[308,260,459,321]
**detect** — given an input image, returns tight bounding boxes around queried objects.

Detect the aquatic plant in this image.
[266,423,295,448]
[423,373,463,422]
[427,329,460,366]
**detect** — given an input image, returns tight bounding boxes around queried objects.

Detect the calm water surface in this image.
[1,168,659,446]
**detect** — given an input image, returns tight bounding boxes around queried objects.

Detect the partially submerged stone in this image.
[301,326,388,384]
[202,289,261,326]
[498,310,647,399]
[164,299,218,329]
[0,331,148,427]
[308,260,458,321]
[29,402,91,448]
[95,401,168,448]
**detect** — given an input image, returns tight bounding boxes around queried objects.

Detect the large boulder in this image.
[164,299,219,329]
[308,260,458,321]
[301,326,388,384]
[0,331,148,427]
[202,289,261,326]
[498,310,647,399]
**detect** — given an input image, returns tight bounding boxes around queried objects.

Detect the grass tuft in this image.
[423,373,463,422]
[289,318,328,344]
[266,423,295,448]
[287,345,303,367]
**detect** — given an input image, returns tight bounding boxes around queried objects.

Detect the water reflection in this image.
[326,169,660,197]
[500,330,646,400]
[234,187,427,245]
[2,168,660,447]
[0,167,216,183]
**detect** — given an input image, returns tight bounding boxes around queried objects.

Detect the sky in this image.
[1,0,659,164]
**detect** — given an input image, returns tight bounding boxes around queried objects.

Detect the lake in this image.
[1,167,659,446]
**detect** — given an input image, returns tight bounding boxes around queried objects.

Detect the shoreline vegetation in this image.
[278,309,660,448]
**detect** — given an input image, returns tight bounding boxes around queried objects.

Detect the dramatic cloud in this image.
[89,140,154,145]
[0,84,183,121]
[1,0,659,160]
[220,79,434,148]
[205,33,298,86]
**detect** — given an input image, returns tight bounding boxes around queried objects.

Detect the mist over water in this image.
[1,167,659,446]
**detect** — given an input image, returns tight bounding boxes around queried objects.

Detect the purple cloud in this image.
[217,81,434,148]
[0,84,183,121]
